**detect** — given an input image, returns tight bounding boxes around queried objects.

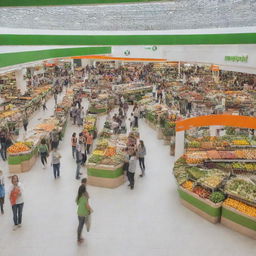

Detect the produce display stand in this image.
[87,131,127,189]
[173,115,256,239]
[178,186,222,223]
[7,89,74,173]
[221,204,256,239]
[87,163,124,188]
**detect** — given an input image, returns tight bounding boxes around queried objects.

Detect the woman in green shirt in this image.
[38,139,49,169]
[76,185,92,243]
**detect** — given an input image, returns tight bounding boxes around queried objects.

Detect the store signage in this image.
[224,55,248,62]
[144,46,158,51]
[124,50,130,56]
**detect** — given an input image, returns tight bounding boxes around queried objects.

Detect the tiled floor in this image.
[0,98,256,256]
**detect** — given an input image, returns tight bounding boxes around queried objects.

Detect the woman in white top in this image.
[51,148,61,179]
[9,175,24,230]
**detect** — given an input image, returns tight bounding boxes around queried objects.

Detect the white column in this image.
[175,130,185,161]
[115,61,121,68]
[15,69,27,94]
[178,61,181,78]
[81,59,91,67]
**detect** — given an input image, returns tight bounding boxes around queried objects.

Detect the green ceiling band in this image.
[0,0,165,7]
[222,207,256,231]
[87,167,123,178]
[1,33,256,46]
[0,46,111,68]
[178,189,221,217]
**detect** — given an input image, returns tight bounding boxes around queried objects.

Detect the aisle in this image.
[0,102,255,256]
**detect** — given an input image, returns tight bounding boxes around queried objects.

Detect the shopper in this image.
[129,113,135,128]
[38,138,49,169]
[42,99,47,111]
[51,148,61,179]
[71,133,78,159]
[51,129,60,149]
[81,178,87,187]
[79,133,87,165]
[0,170,5,214]
[127,152,137,190]
[22,115,29,132]
[123,148,129,176]
[53,90,58,105]
[76,144,83,180]
[0,131,7,161]
[9,175,24,230]
[152,84,157,99]
[133,107,139,127]
[137,140,146,177]
[123,102,129,117]
[86,133,93,154]
[79,107,85,126]
[76,184,93,243]
[71,105,77,125]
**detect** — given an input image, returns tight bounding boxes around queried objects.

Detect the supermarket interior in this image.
[0,1,256,256]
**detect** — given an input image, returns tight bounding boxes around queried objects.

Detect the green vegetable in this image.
[187,167,207,180]
[209,192,225,203]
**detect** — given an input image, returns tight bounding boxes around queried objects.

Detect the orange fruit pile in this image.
[224,198,256,217]
[7,142,30,154]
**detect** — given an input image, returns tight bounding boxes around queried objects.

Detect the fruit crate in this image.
[178,186,222,224]
[221,205,256,239]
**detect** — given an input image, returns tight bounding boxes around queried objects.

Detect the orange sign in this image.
[211,65,220,71]
[176,115,256,132]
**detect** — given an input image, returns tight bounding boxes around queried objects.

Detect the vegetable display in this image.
[209,192,225,203]
[224,178,256,203]
[224,198,256,217]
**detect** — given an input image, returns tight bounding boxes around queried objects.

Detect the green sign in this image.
[144,46,158,51]
[225,55,248,62]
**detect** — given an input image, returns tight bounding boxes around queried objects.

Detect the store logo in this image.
[124,50,130,56]
[152,46,157,51]
[144,46,158,51]
[225,55,248,62]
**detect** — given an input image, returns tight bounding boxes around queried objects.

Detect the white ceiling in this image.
[0,0,255,31]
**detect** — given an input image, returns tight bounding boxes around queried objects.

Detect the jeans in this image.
[12,203,24,225]
[0,142,7,161]
[40,152,47,165]
[72,146,76,159]
[76,162,81,179]
[82,153,87,165]
[0,197,4,213]
[23,123,28,132]
[127,171,135,188]
[86,144,91,154]
[51,141,59,149]
[77,215,90,240]
[53,163,60,178]
[134,116,138,127]
[139,157,145,175]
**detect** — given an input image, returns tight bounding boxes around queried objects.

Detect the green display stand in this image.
[221,205,256,239]
[178,187,222,223]
[88,107,107,115]
[86,163,124,188]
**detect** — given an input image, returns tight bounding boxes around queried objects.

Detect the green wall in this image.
[0,47,111,68]
[0,0,165,7]
[1,33,256,46]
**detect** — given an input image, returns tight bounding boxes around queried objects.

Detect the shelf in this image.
[206,159,256,163]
